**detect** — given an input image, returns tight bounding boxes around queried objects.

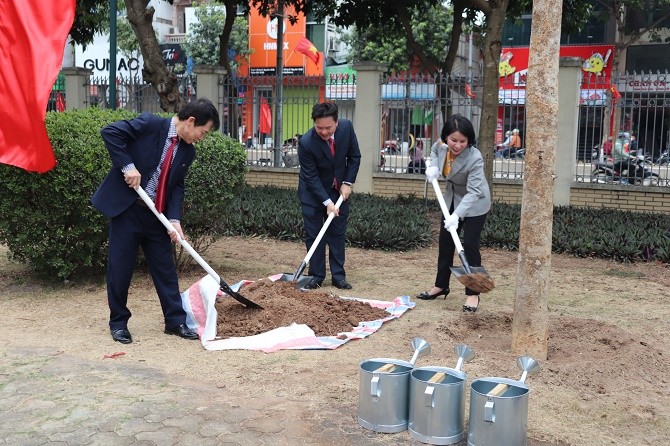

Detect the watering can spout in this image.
[454,344,475,371]
[517,356,541,383]
[409,337,431,365]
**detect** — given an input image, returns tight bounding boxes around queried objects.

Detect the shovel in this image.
[280,195,344,287]
[430,178,494,294]
[135,186,262,309]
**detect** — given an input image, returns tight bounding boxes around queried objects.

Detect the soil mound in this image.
[215,278,389,338]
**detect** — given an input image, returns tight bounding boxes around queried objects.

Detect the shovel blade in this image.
[450,266,495,294]
[278,273,315,289]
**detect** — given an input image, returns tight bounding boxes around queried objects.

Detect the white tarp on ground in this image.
[181,274,415,352]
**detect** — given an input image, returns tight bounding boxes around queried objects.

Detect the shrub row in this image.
[1,105,667,283]
[482,202,670,263]
[0,108,247,280]
[220,186,433,252]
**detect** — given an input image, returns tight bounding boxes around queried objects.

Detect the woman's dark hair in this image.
[311,101,338,121]
[178,98,220,131]
[440,114,476,147]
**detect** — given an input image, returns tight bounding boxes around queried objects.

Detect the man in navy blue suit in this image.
[297,102,361,290]
[91,99,219,344]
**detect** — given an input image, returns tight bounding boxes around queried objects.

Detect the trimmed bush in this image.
[0,108,246,280]
[220,186,433,252]
[482,202,670,263]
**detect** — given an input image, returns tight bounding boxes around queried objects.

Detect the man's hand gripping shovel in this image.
[135,186,262,309]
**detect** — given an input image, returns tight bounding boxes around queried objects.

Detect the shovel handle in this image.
[296,195,344,279]
[136,187,261,308]
[430,178,465,254]
[135,187,225,289]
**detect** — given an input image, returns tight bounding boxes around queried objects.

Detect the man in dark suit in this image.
[297,102,361,290]
[91,99,220,344]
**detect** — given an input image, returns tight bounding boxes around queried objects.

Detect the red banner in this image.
[259,97,272,134]
[498,45,615,90]
[0,0,75,173]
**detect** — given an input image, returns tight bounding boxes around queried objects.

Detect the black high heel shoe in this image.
[416,288,450,300]
[463,295,480,312]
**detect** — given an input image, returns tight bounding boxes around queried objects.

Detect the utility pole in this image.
[109,0,117,110]
[273,0,285,167]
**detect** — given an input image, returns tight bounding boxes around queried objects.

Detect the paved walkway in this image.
[0,347,413,446]
[1,347,564,446]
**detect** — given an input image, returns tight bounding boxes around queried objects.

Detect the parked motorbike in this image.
[591,153,660,186]
[654,148,669,166]
[494,144,525,160]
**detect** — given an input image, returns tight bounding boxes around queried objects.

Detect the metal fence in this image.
[47,74,65,112]
[575,71,670,186]
[84,75,196,113]
[76,69,670,186]
[377,72,482,174]
[217,74,355,168]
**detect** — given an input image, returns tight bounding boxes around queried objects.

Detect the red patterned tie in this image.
[155,136,178,213]
[328,137,335,157]
[328,137,338,190]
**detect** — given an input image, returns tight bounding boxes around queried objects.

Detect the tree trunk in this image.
[219,1,237,71]
[124,0,183,112]
[478,0,509,188]
[511,0,563,360]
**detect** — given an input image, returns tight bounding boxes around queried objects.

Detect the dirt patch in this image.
[1,234,669,445]
[214,278,389,338]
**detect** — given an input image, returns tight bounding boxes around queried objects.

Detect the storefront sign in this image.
[617,73,670,92]
[498,45,616,90]
[246,7,321,76]
[325,65,357,99]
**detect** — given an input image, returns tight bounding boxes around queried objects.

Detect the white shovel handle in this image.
[303,195,344,265]
[430,178,465,253]
[135,186,222,284]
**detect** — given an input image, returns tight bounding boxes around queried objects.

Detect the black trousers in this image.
[435,211,488,296]
[106,203,186,330]
[302,196,349,282]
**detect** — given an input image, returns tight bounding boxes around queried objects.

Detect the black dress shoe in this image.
[164,324,199,340]
[302,278,323,290]
[463,295,480,312]
[111,328,133,344]
[332,279,352,290]
[416,288,450,300]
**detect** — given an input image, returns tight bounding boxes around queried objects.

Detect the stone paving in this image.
[0,347,423,446]
[0,346,565,446]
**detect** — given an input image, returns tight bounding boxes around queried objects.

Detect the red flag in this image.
[610,84,621,100]
[295,37,321,66]
[465,83,476,99]
[259,97,272,134]
[0,0,75,173]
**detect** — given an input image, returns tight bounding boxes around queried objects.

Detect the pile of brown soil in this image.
[214,278,390,339]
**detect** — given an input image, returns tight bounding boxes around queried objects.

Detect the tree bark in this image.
[124,0,183,112]
[477,0,508,188]
[218,1,238,71]
[511,0,563,360]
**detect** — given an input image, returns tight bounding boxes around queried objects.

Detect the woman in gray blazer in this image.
[417,114,491,312]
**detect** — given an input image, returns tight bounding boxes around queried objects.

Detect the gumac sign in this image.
[75,34,143,77]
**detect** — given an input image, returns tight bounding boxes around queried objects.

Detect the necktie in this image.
[328,137,338,190]
[328,137,335,157]
[155,136,178,213]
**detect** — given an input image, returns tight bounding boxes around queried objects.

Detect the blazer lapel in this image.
[447,147,471,177]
